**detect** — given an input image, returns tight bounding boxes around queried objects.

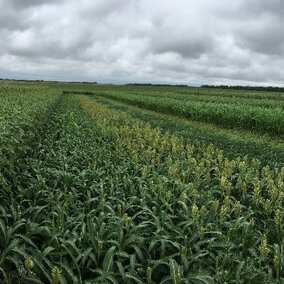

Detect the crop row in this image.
[73,90,284,137]
[91,95,284,168]
[0,85,58,190]
[60,83,284,101]
[177,88,284,101]
[120,91,284,109]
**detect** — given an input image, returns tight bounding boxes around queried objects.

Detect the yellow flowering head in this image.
[98,240,103,251]
[166,190,172,202]
[263,199,272,216]
[200,205,207,220]
[141,165,148,178]
[253,177,261,204]
[51,266,62,284]
[219,205,227,223]
[17,265,26,277]
[123,213,131,230]
[180,192,186,204]
[259,235,270,259]
[234,201,242,218]
[24,258,34,269]
[212,199,219,215]
[175,273,181,284]
[146,266,152,281]
[199,226,205,240]
[224,195,230,210]
[274,255,280,278]
[181,246,187,262]
[220,176,227,193]
[191,203,199,223]
[275,209,283,229]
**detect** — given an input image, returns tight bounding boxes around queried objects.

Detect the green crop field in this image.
[1,80,284,283]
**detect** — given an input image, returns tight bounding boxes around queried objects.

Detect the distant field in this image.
[1,81,284,283]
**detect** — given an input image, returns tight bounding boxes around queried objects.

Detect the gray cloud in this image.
[0,0,283,85]
[239,0,284,16]
[8,0,61,8]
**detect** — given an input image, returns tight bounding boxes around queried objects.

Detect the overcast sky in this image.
[0,0,283,85]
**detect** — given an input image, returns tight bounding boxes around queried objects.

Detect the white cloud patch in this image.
[0,0,283,85]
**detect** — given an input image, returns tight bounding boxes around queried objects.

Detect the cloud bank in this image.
[0,0,283,85]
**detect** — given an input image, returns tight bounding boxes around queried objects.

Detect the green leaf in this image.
[0,219,6,241]
[169,259,179,284]
[116,261,125,281]
[187,273,214,284]
[103,246,116,273]
[41,246,55,259]
[125,273,144,284]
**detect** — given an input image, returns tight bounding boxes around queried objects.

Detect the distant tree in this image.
[201,85,284,92]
